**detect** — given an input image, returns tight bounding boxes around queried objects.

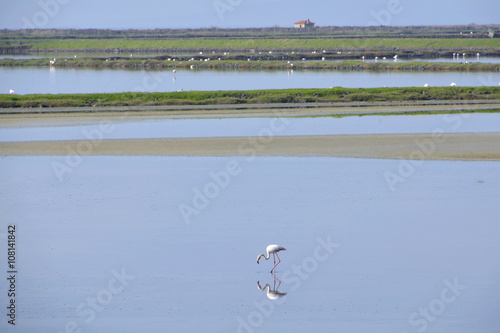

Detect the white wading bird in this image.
[257,244,286,273]
[9,89,15,94]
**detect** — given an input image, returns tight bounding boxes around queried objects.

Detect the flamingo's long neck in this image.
[258,252,271,261]
[258,283,271,292]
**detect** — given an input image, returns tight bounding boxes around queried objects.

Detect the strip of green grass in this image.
[1,58,500,72]
[1,87,500,108]
[27,38,500,51]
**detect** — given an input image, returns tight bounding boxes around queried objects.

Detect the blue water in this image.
[2,66,499,94]
[1,113,500,143]
[0,155,499,333]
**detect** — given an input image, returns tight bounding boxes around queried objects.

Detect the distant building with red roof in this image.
[294,19,315,28]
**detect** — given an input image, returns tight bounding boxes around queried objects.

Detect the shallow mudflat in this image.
[1,133,500,161]
[1,105,500,161]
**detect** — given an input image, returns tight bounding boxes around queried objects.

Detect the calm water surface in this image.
[1,113,500,143]
[0,156,499,332]
[2,67,499,94]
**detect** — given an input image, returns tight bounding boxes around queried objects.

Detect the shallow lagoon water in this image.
[1,113,500,143]
[0,155,499,332]
[2,66,500,94]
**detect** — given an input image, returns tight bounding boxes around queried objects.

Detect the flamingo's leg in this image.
[270,253,277,273]
[274,275,281,290]
[273,274,281,289]
[275,253,282,268]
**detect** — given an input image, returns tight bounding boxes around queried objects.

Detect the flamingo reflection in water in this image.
[257,275,287,300]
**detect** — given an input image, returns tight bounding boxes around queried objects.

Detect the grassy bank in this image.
[1,87,500,108]
[1,57,499,72]
[5,38,500,53]
[3,25,498,40]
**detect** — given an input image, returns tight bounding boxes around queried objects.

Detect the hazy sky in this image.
[1,0,499,30]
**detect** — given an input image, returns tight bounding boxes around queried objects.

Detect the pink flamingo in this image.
[256,244,286,273]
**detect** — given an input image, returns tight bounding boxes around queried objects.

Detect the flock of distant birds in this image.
[6,52,499,95]
[360,52,485,88]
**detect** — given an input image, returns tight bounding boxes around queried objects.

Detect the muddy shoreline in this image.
[1,133,500,161]
[2,103,499,161]
[1,100,500,124]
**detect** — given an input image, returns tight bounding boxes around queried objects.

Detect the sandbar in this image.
[1,133,499,161]
[1,103,500,161]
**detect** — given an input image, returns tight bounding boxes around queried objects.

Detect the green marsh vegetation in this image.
[2,24,499,54]
[2,25,499,71]
[1,87,499,108]
[9,37,500,52]
[1,57,499,72]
